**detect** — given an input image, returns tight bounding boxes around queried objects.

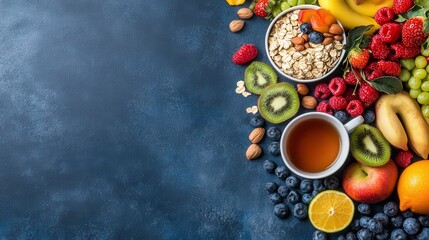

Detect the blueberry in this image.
[265,182,279,193]
[250,114,265,127]
[267,126,281,141]
[300,22,312,34]
[403,217,421,235]
[391,215,404,228]
[402,210,414,218]
[312,230,327,240]
[302,193,313,205]
[375,230,389,240]
[345,232,357,240]
[268,142,280,156]
[263,160,277,173]
[363,110,375,124]
[285,175,300,189]
[286,190,300,204]
[358,203,372,216]
[312,190,319,197]
[368,219,384,234]
[337,235,346,240]
[357,228,374,240]
[373,213,389,227]
[350,218,362,231]
[293,202,308,220]
[275,166,289,179]
[313,179,326,192]
[417,227,429,240]
[277,185,290,198]
[383,201,399,217]
[390,228,407,240]
[359,216,371,228]
[418,215,429,227]
[308,31,324,44]
[324,175,339,190]
[274,203,289,219]
[300,179,313,193]
[334,110,349,123]
[270,193,283,205]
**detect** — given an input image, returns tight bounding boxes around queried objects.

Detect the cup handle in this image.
[344,115,364,133]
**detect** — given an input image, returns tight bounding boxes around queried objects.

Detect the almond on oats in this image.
[328,24,343,35]
[249,128,265,143]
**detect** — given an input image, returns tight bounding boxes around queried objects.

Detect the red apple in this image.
[342,160,398,204]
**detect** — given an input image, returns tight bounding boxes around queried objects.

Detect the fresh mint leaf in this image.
[368,76,403,94]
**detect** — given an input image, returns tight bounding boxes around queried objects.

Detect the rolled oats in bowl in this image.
[265,5,346,83]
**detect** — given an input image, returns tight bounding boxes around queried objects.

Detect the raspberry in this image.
[366,62,379,71]
[367,69,385,81]
[375,7,395,25]
[369,35,390,60]
[393,0,414,14]
[394,150,413,168]
[344,69,363,85]
[232,44,258,65]
[316,101,333,115]
[314,83,331,100]
[346,100,364,117]
[329,96,348,110]
[342,87,359,102]
[358,83,380,107]
[379,23,402,43]
[328,77,347,96]
[390,42,421,59]
[377,60,401,76]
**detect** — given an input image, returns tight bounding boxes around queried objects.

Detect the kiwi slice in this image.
[258,82,299,124]
[350,124,391,167]
[245,61,278,95]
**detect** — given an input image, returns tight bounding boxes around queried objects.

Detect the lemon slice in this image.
[309,190,355,233]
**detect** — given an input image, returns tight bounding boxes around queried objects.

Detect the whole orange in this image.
[397,160,429,214]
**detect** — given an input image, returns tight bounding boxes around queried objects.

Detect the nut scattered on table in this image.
[237,8,253,19]
[246,143,262,160]
[296,83,309,96]
[229,20,245,33]
[249,127,265,143]
[301,96,318,109]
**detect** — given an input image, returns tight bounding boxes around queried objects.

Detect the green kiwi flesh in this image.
[244,61,277,95]
[350,124,391,167]
[258,82,299,124]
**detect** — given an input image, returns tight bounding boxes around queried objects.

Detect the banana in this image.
[318,0,380,35]
[344,0,393,17]
[375,92,429,159]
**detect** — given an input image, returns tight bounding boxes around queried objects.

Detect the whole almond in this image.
[249,128,265,143]
[291,37,305,45]
[323,32,334,38]
[322,37,334,45]
[334,35,344,41]
[329,24,344,35]
[294,44,305,51]
[296,84,309,96]
[237,8,253,19]
[246,144,262,160]
[302,34,308,42]
[304,42,310,49]
[301,96,317,109]
[229,20,245,33]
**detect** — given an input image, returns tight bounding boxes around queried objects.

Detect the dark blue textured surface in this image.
[0,1,316,239]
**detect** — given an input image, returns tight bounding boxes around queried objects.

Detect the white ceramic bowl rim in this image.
[265,5,347,83]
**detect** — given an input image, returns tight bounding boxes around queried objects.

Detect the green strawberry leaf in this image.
[367,76,403,94]
[396,4,427,21]
[416,0,429,10]
[345,25,373,53]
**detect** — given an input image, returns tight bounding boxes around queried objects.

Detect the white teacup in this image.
[280,112,364,179]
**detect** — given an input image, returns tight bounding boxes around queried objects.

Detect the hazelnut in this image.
[229,20,245,33]
[237,8,253,19]
[296,84,309,96]
[301,96,317,109]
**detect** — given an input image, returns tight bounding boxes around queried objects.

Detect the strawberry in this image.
[232,44,258,65]
[392,0,414,15]
[348,48,370,69]
[402,17,429,48]
[252,0,270,18]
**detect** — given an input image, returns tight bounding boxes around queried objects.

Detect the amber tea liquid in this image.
[286,118,340,173]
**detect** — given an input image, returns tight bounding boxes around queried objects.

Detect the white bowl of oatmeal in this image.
[265,5,347,83]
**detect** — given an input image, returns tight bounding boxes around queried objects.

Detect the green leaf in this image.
[345,25,372,53]
[368,76,403,94]
[416,0,429,9]
[396,4,427,21]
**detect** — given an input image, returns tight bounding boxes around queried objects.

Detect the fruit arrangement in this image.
[228,0,429,239]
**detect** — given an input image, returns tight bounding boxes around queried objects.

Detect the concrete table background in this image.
[0,1,317,239]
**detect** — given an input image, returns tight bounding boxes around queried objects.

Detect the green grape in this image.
[422,47,429,57]
[287,0,298,6]
[415,56,428,69]
[410,89,422,99]
[399,69,411,82]
[409,76,422,89]
[417,92,429,105]
[400,58,416,71]
[413,68,428,79]
[297,0,306,5]
[422,105,429,118]
[305,0,317,3]
[280,2,291,10]
[272,6,282,17]
[426,64,429,73]
[421,81,429,92]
